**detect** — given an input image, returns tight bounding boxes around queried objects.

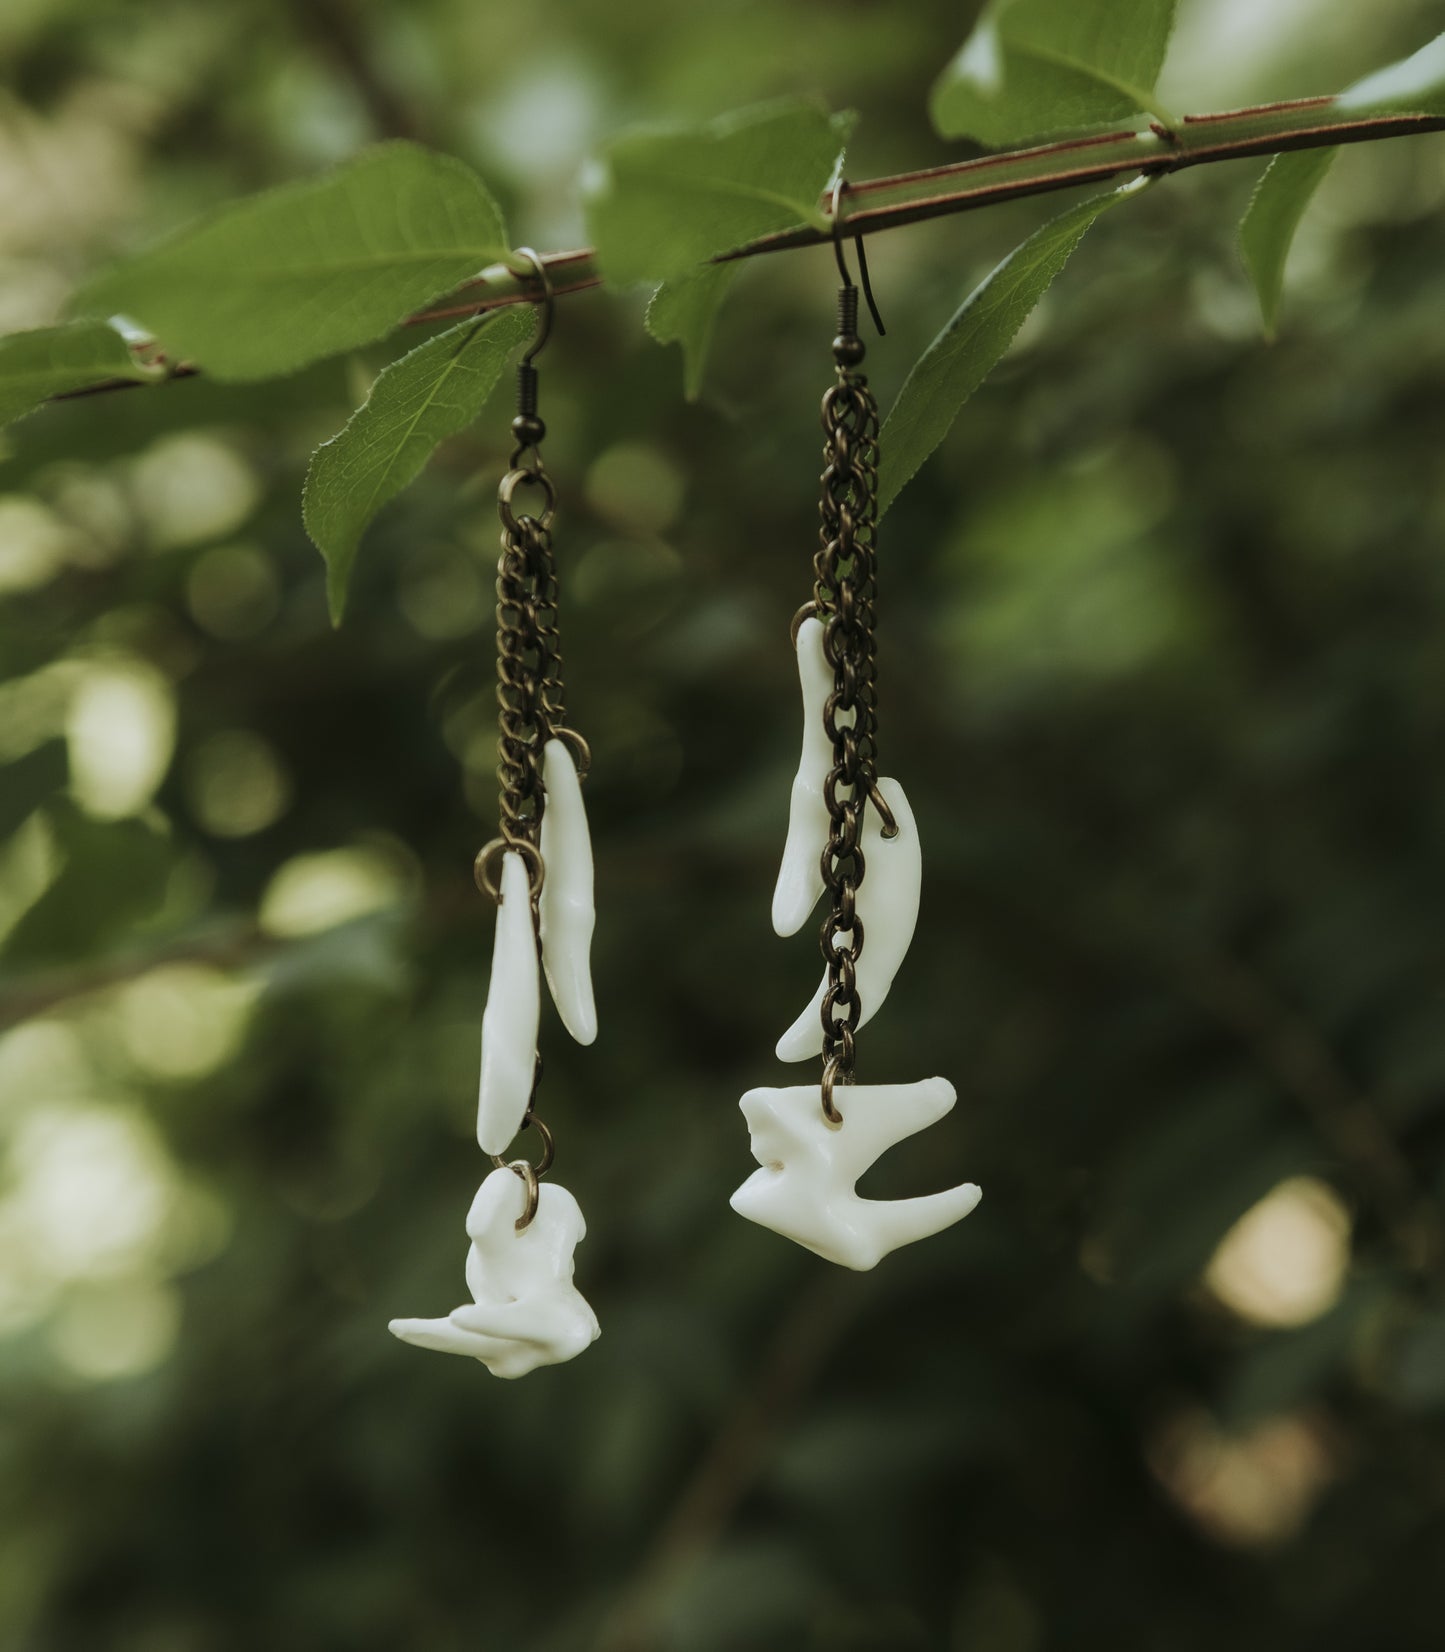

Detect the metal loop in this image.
[549,724,592,780]
[488,1113,556,1231]
[789,601,818,646]
[473,835,545,902]
[821,1057,847,1126]
[499,465,558,534]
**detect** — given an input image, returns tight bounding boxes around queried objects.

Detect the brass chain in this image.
[814,286,883,1126]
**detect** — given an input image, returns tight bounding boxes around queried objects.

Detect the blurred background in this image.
[4,0,1445,1647]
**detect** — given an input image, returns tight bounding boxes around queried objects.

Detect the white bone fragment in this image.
[389,1167,600,1377]
[539,738,597,1045]
[772,615,835,937]
[730,1079,980,1270]
[775,776,920,1062]
[475,850,540,1156]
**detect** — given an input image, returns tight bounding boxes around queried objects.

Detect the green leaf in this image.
[1337,28,1445,117]
[1236,30,1445,336]
[1239,148,1338,338]
[931,0,1179,147]
[879,182,1138,518]
[303,306,532,624]
[70,143,511,382]
[645,264,740,399]
[582,99,854,286]
[0,320,156,426]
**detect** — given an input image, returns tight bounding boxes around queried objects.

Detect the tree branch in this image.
[47,95,1445,403]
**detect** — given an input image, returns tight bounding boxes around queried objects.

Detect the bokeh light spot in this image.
[1205,1176,1351,1328]
[65,657,176,819]
[185,728,292,838]
[259,846,409,936]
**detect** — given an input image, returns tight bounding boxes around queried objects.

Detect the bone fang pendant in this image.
[389,1167,600,1378]
[775,775,921,1063]
[538,737,597,1046]
[475,850,541,1157]
[730,1079,981,1270]
[772,615,834,937]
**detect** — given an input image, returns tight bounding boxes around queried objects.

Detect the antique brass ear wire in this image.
[830,176,886,339]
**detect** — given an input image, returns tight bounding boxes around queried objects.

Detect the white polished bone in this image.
[730,1079,980,1270]
[772,615,835,937]
[776,776,920,1063]
[475,850,540,1156]
[389,1167,599,1378]
[539,738,597,1046]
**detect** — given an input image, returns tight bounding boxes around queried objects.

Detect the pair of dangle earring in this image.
[390,253,601,1378]
[730,201,982,1270]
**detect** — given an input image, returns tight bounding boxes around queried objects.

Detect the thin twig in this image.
[44,94,1445,404]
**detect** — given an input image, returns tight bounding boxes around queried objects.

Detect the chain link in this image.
[814,289,882,1125]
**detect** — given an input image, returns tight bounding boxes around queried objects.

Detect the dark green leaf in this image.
[879,182,1138,517]
[645,264,740,399]
[303,307,531,624]
[71,144,511,382]
[0,321,156,427]
[931,0,1179,147]
[582,99,853,286]
[1239,148,1339,338]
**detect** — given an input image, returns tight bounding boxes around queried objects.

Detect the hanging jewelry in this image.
[390,252,600,1376]
[730,190,981,1272]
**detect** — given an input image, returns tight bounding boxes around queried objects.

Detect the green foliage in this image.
[70,144,511,382]
[582,98,853,285]
[1338,28,1445,116]
[1237,30,1445,333]
[645,264,741,398]
[0,321,156,427]
[303,308,532,623]
[930,0,1178,147]
[879,182,1138,516]
[1239,149,1339,337]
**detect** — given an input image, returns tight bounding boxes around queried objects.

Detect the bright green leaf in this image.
[71,144,511,382]
[0,320,156,426]
[1239,148,1339,338]
[931,0,1179,147]
[645,264,740,399]
[1337,28,1445,116]
[303,306,532,624]
[879,182,1139,518]
[582,99,854,286]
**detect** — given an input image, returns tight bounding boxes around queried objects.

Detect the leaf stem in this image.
[47,95,1445,402]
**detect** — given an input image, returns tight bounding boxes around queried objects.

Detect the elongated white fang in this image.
[772,616,835,937]
[775,776,920,1063]
[538,738,597,1045]
[475,849,541,1156]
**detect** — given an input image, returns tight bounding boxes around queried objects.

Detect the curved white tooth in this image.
[772,616,836,937]
[475,851,540,1156]
[538,738,597,1045]
[729,1079,980,1270]
[389,1168,600,1378]
[775,776,920,1062]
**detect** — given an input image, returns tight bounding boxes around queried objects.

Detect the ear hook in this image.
[830,177,886,337]
[513,246,555,366]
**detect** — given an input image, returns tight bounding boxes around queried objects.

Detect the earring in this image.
[730,189,982,1272]
[390,251,601,1377]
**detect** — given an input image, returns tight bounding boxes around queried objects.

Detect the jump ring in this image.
[473,835,545,902]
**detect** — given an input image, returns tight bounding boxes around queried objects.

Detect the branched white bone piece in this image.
[539,738,597,1045]
[772,615,834,937]
[475,850,540,1157]
[389,1168,600,1377]
[775,776,920,1063]
[730,1079,980,1270]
